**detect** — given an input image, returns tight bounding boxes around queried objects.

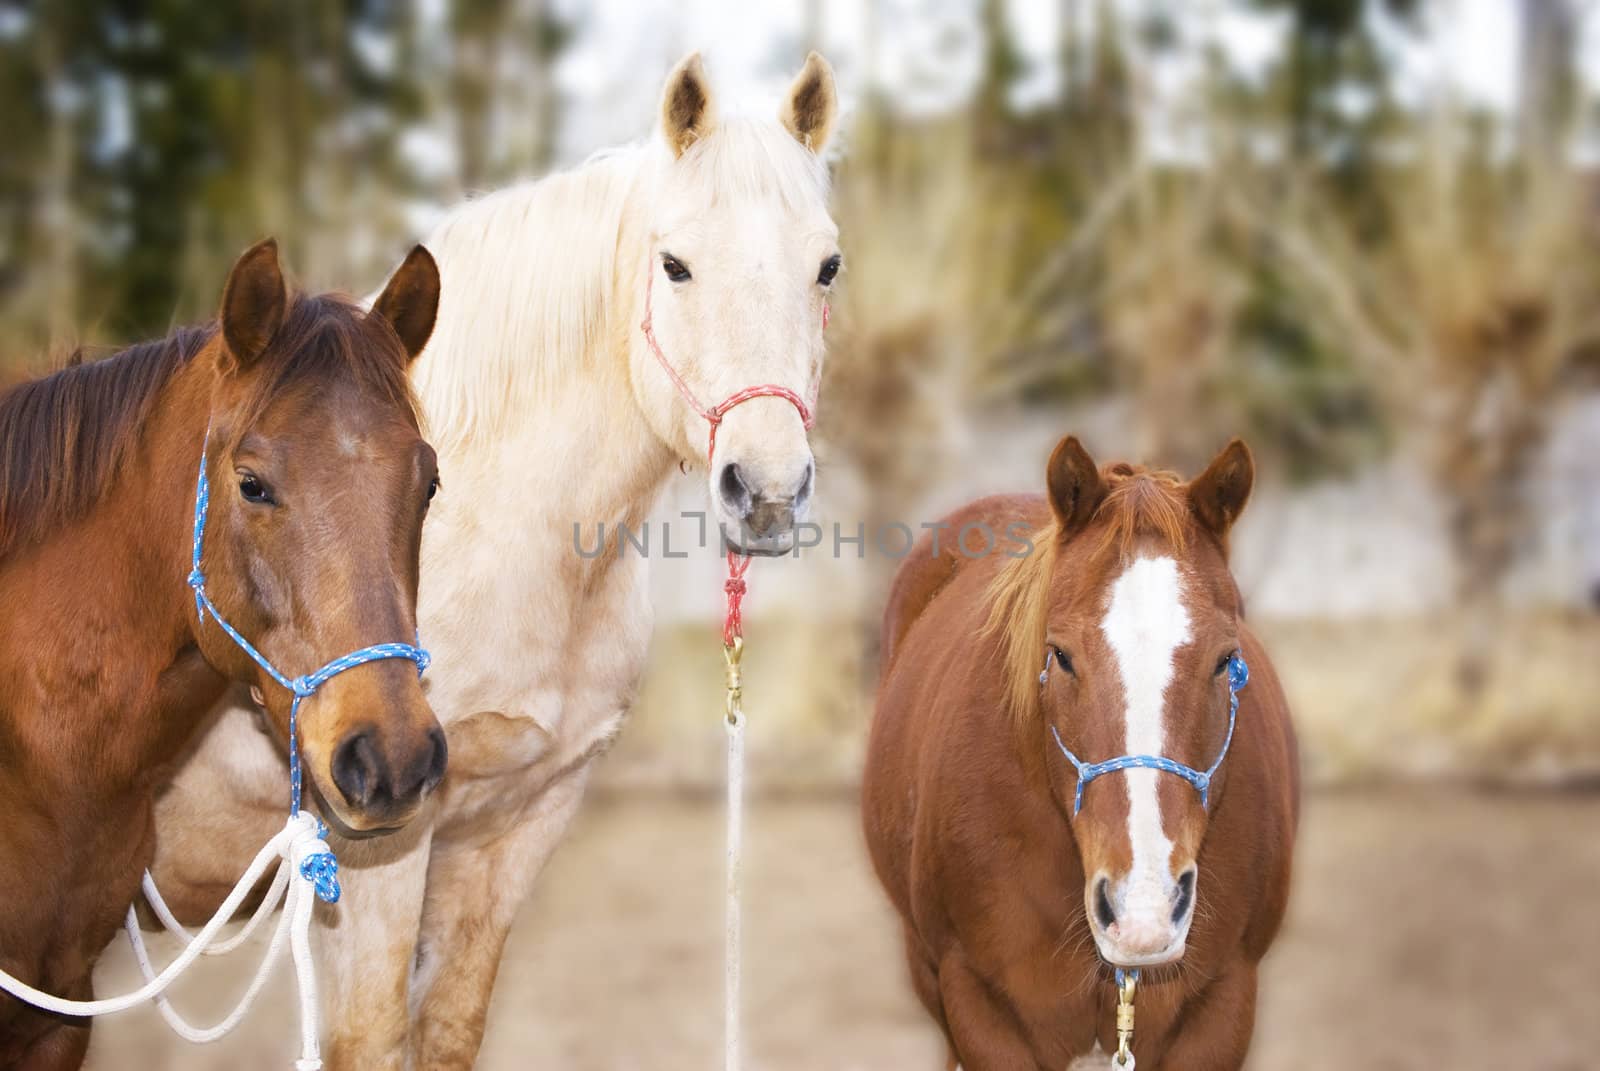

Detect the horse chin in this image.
[1093,933,1188,970]
[718,521,796,558]
[306,781,407,841]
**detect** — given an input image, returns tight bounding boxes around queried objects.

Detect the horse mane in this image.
[985,464,1190,725]
[411,117,831,450]
[0,293,413,559]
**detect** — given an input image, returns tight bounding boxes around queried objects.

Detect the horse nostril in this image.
[1095,876,1117,931]
[421,727,448,796]
[792,459,815,513]
[389,725,448,804]
[1173,869,1196,924]
[330,729,386,809]
[719,462,752,516]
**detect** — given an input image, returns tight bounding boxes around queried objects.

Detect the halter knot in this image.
[287,814,341,904]
[186,568,205,591]
[290,676,317,699]
[724,577,747,597]
[298,853,341,904]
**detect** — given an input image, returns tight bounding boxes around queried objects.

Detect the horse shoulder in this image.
[1235,625,1300,961]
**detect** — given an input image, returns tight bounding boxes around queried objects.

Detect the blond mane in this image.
[985,465,1191,724]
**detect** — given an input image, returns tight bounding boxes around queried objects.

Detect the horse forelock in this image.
[986,464,1196,728]
[666,116,832,214]
[224,292,419,447]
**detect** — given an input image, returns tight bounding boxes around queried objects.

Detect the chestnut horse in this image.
[0,240,447,1069]
[862,437,1298,1070]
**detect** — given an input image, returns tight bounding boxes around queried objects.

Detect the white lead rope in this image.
[725,709,745,1071]
[0,812,331,1070]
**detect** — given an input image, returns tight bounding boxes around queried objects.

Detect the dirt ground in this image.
[88,788,1598,1070]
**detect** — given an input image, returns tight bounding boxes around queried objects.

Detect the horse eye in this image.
[238,474,271,504]
[427,476,440,502]
[818,254,841,286]
[1053,647,1074,676]
[661,255,691,283]
[1215,653,1234,676]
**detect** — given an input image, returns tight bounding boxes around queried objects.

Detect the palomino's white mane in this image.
[410,118,831,450]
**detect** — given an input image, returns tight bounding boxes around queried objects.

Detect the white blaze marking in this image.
[1100,556,1192,919]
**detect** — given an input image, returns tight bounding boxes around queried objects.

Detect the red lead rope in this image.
[639,266,825,647]
[722,550,751,647]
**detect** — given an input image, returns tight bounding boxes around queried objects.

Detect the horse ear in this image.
[219,238,287,370]
[1046,436,1105,534]
[780,51,838,154]
[1188,439,1254,539]
[660,52,717,159]
[371,245,441,364]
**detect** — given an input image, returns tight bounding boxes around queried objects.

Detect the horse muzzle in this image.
[715,456,814,556]
[1089,866,1197,968]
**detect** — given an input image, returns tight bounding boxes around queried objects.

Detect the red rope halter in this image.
[638,266,825,646]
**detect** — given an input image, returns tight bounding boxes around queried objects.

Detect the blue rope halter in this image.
[1047,652,1249,815]
[185,429,432,903]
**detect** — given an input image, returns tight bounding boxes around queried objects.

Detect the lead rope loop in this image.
[722,628,745,1071]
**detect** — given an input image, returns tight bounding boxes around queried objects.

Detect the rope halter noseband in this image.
[639,265,820,469]
[1045,651,1249,815]
[187,427,432,902]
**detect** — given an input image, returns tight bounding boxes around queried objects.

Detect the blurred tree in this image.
[448,0,568,192]
[1248,0,1417,176]
[1516,0,1576,161]
[0,1,437,353]
[1276,116,1599,688]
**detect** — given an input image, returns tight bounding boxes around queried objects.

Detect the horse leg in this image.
[318,814,435,1071]
[1148,959,1258,1071]
[409,765,591,1070]
[903,927,959,1068]
[936,952,1042,1071]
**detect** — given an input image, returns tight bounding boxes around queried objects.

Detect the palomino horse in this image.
[148,53,840,1068]
[0,239,447,1068]
[863,437,1298,1070]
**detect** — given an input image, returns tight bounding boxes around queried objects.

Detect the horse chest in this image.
[421,532,651,816]
[0,790,154,1018]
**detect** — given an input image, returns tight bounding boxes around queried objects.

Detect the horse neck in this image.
[422,171,678,552]
[5,356,217,790]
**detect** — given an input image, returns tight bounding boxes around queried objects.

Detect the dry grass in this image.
[599,610,1600,792]
[1258,610,1600,786]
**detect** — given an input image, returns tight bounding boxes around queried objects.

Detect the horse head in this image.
[194,240,448,835]
[632,52,841,555]
[1018,436,1255,966]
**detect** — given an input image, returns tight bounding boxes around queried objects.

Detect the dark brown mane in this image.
[0,293,415,559]
[985,462,1193,724]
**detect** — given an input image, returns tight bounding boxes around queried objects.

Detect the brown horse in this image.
[0,239,448,1069]
[863,436,1298,1070]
